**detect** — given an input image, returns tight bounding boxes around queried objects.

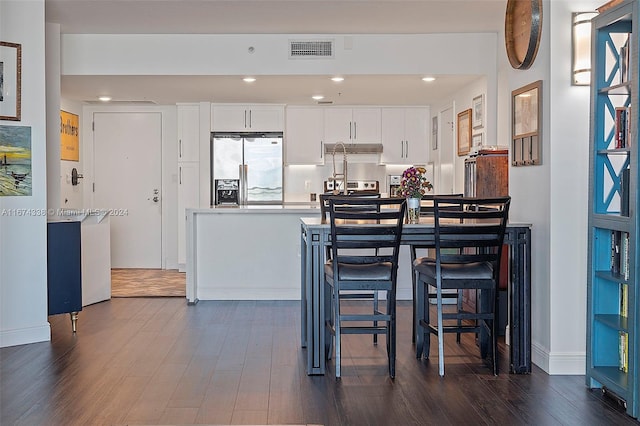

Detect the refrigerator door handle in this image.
[239,164,248,205]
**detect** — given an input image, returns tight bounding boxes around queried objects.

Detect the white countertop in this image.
[187,203,322,214]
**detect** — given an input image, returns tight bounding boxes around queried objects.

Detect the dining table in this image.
[299,216,532,376]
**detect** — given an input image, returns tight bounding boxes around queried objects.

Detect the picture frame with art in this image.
[472,94,484,129]
[431,116,438,150]
[472,132,483,148]
[512,80,542,166]
[457,108,472,156]
[0,41,22,121]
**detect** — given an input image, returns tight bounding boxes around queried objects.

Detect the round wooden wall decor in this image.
[505,0,543,70]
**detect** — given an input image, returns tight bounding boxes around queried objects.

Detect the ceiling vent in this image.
[317,100,333,105]
[289,39,334,59]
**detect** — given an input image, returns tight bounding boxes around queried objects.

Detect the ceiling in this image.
[46,0,508,106]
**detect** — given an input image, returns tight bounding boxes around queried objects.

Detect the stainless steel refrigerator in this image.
[211,132,283,205]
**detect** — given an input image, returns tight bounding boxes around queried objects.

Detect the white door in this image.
[438,106,455,194]
[93,112,162,268]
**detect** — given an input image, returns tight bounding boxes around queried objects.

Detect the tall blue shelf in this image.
[587,0,639,419]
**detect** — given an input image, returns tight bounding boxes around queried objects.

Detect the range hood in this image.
[324,143,383,155]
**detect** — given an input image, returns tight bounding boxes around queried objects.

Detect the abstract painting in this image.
[0,125,31,196]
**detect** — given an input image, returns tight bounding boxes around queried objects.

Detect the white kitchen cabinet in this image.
[285,106,325,165]
[211,104,284,131]
[324,107,381,144]
[177,162,200,270]
[380,107,429,164]
[177,104,200,162]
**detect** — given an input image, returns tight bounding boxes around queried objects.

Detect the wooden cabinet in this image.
[464,150,509,198]
[285,106,325,165]
[211,104,284,131]
[380,107,429,164]
[462,150,509,319]
[586,1,638,419]
[324,107,381,144]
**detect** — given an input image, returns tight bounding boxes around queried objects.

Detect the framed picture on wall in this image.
[472,132,483,148]
[472,94,484,129]
[431,116,438,150]
[0,41,22,121]
[457,108,472,156]
[512,80,542,165]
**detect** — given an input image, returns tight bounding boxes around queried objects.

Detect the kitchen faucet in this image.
[330,141,348,195]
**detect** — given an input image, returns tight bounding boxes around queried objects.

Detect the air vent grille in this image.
[289,40,334,58]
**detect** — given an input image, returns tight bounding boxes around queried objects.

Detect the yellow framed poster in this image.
[60,110,79,161]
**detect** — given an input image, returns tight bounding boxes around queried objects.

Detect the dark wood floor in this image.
[1,298,637,426]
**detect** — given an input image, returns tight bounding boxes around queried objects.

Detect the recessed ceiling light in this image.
[98,96,112,102]
[243,77,256,83]
[422,77,436,82]
[331,77,344,82]
[312,95,325,101]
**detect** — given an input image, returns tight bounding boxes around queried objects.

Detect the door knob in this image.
[153,196,159,202]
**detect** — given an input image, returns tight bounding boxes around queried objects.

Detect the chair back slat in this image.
[320,192,381,220]
[433,196,510,273]
[328,197,406,266]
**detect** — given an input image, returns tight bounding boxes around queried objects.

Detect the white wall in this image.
[62,33,498,77]
[546,0,601,374]
[430,76,491,194]
[498,0,601,374]
[0,0,51,347]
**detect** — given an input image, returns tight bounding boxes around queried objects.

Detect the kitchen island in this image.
[186,204,420,303]
[185,205,322,303]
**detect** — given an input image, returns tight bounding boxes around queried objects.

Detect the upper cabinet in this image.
[380,107,429,164]
[177,104,200,162]
[285,106,325,165]
[212,104,284,132]
[324,107,381,144]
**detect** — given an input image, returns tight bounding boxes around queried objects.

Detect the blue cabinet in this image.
[47,221,82,331]
[587,0,638,418]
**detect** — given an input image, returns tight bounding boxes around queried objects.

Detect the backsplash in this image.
[284,163,413,202]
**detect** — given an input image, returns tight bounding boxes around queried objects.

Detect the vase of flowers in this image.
[397,166,433,223]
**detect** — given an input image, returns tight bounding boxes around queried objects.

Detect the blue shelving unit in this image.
[587,0,638,419]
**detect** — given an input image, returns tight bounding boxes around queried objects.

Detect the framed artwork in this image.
[472,132,483,148]
[431,116,438,150]
[0,42,22,121]
[457,108,472,156]
[0,125,32,196]
[512,80,542,166]
[60,110,80,161]
[472,94,484,129]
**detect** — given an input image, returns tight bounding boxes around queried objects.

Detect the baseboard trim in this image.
[196,288,300,300]
[531,340,586,375]
[0,323,51,348]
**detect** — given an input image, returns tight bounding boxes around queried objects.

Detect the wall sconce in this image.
[572,12,598,86]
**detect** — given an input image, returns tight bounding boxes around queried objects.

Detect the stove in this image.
[323,179,379,194]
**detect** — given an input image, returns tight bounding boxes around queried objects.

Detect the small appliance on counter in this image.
[214,179,240,206]
[323,179,379,195]
[388,175,402,197]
